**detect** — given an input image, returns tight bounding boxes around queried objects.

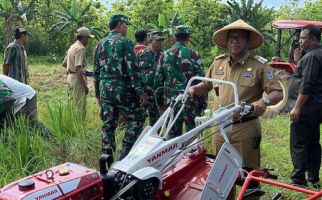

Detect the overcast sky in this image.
[100,0,310,9]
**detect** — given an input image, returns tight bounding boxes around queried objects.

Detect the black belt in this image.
[233,116,258,124]
[67,70,93,77]
[67,69,75,75]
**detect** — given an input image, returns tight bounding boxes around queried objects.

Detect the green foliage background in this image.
[1,0,320,67]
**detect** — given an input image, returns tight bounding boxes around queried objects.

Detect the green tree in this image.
[0,0,37,45]
[275,0,301,20]
[175,0,225,67]
[107,0,174,42]
[153,12,185,49]
[51,0,103,43]
[297,0,322,21]
[126,0,174,30]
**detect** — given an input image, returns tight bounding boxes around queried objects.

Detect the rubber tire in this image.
[134,178,158,200]
[266,69,292,114]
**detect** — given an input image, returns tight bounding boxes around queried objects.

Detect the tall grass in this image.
[0,117,49,186]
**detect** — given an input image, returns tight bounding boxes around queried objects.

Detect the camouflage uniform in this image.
[93,14,146,159]
[0,79,14,125]
[137,31,164,125]
[154,25,207,138]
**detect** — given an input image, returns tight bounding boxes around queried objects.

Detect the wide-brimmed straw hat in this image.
[213,19,263,50]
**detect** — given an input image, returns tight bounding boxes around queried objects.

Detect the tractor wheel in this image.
[134,178,158,200]
[266,69,293,114]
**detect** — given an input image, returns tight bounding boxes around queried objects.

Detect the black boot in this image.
[118,145,132,160]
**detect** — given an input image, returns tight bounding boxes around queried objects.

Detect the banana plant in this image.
[51,0,102,43]
[150,12,185,48]
[0,0,37,45]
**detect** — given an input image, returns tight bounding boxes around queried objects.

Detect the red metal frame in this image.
[237,170,322,200]
[157,148,213,200]
[270,61,297,74]
[273,20,322,30]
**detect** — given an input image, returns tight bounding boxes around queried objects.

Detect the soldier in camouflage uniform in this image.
[137,31,164,125]
[154,25,207,138]
[93,14,147,160]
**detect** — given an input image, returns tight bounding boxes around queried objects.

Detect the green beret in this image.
[109,14,131,25]
[149,31,165,40]
[174,25,190,34]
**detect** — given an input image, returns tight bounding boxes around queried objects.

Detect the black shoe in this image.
[102,147,114,156]
[291,181,307,188]
[309,182,321,190]
[118,145,132,160]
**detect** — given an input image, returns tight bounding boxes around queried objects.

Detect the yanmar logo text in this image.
[35,189,58,200]
[147,143,178,163]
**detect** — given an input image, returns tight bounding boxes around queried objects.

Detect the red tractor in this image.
[268,20,322,113]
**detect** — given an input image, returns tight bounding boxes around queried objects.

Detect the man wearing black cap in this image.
[154,25,207,138]
[137,31,165,125]
[94,14,147,160]
[3,26,29,84]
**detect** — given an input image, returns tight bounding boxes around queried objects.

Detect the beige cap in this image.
[213,19,263,50]
[76,27,94,38]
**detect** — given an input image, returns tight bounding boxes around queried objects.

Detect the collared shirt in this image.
[63,40,87,74]
[0,74,35,114]
[205,52,282,109]
[4,40,29,84]
[137,47,162,88]
[154,42,204,104]
[289,44,322,97]
[93,30,145,100]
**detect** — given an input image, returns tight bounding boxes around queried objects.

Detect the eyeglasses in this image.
[300,36,310,40]
[228,35,247,42]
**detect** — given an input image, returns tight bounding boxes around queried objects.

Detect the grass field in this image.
[0,56,321,199]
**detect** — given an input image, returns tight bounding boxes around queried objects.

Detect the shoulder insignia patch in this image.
[214,54,228,60]
[265,69,274,79]
[254,55,268,64]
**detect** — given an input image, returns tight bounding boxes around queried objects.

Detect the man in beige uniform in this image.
[63,27,94,112]
[189,19,283,199]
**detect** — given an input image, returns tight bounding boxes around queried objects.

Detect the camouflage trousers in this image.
[100,96,145,159]
[144,88,160,126]
[168,100,204,138]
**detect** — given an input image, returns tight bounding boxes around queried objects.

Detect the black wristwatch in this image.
[261,97,271,106]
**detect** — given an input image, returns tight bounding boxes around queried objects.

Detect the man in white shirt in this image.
[0,74,37,122]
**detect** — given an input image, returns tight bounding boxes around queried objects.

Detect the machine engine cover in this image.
[0,163,103,200]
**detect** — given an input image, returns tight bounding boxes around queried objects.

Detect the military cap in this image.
[174,25,190,34]
[149,31,165,40]
[76,27,94,38]
[109,14,131,25]
[213,19,263,50]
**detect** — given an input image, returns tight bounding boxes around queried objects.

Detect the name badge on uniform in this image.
[244,71,253,78]
[216,70,224,75]
[265,69,274,79]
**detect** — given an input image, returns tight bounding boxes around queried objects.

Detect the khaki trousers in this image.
[213,119,262,200]
[67,74,87,118]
